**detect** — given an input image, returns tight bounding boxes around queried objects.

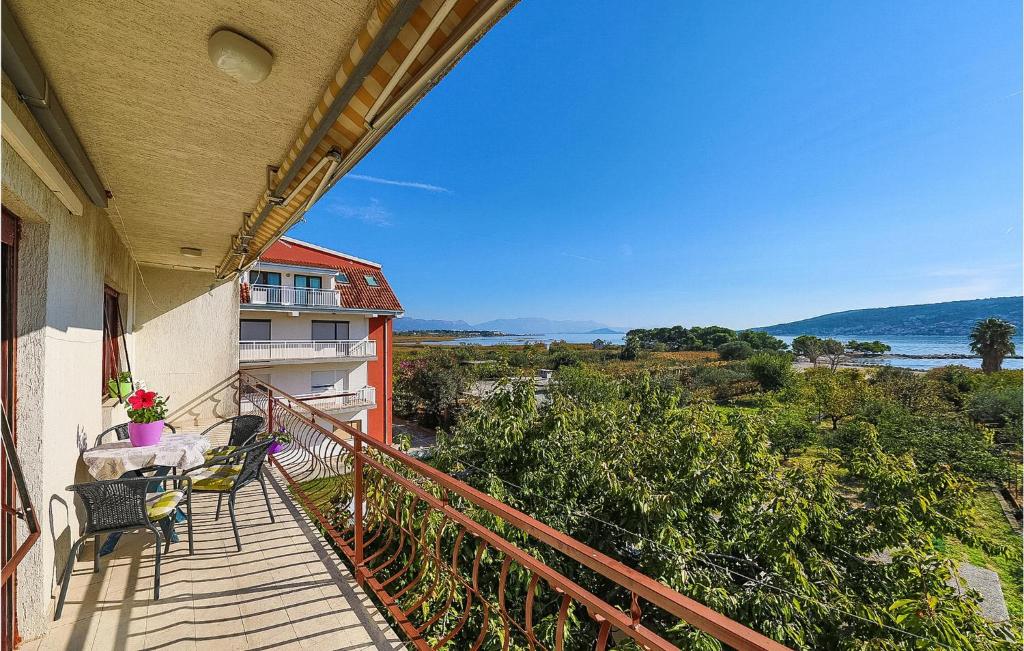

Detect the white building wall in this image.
[2,74,240,639]
[240,310,369,341]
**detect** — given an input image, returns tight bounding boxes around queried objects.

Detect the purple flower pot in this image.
[267,441,285,455]
[128,420,164,447]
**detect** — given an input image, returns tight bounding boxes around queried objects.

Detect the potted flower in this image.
[264,425,292,455]
[107,371,133,401]
[125,389,169,447]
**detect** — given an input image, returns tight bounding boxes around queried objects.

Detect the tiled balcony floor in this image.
[22,470,402,650]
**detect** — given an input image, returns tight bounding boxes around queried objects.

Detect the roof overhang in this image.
[241,304,404,317]
[2,0,516,275]
[216,0,518,277]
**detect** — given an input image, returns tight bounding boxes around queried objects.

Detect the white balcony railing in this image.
[239,339,376,363]
[294,386,376,412]
[244,283,341,308]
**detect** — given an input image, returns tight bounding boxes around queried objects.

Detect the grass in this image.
[937,490,1022,628]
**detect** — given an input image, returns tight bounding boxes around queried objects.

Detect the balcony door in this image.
[293,275,321,306]
[248,271,281,305]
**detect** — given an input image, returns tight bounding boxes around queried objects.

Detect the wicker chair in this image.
[186,438,275,551]
[198,415,265,460]
[95,421,176,447]
[55,475,193,620]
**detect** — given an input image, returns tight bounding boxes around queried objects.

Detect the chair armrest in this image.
[197,418,231,438]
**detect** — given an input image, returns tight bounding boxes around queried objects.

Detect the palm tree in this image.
[969,318,1017,373]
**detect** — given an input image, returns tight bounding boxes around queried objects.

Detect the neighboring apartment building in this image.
[239,237,402,442]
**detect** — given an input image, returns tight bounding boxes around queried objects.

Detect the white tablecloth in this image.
[83,432,211,481]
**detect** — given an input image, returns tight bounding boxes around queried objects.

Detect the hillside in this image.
[394,318,474,332]
[761,296,1023,336]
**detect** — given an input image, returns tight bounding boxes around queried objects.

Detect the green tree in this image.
[805,367,863,429]
[716,339,755,360]
[791,334,825,365]
[970,318,1017,373]
[737,330,789,352]
[847,339,891,355]
[432,373,1011,649]
[394,349,468,428]
[746,351,794,390]
[822,338,846,371]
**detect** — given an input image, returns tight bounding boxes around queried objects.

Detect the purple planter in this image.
[267,441,285,455]
[128,420,164,447]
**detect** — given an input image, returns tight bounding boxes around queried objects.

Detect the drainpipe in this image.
[1,0,108,208]
[216,0,422,277]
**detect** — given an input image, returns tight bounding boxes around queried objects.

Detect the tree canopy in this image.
[433,368,1018,649]
[970,318,1017,373]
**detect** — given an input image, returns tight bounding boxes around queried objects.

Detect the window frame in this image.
[101,286,123,396]
[293,274,322,289]
[249,270,281,286]
[311,320,350,341]
[363,274,379,287]
[310,369,347,394]
[239,319,272,341]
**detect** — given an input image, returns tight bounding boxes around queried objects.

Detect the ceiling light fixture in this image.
[208,30,273,84]
[180,247,203,258]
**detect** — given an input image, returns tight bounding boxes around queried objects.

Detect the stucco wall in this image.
[133,267,239,429]
[239,309,370,341]
[3,74,138,638]
[2,75,240,640]
[255,361,368,397]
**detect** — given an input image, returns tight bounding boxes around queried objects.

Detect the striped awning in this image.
[216,0,516,277]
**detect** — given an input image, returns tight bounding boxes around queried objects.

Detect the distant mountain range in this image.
[760,296,1023,336]
[394,317,626,335]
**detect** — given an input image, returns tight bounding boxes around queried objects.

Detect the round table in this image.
[83,432,211,481]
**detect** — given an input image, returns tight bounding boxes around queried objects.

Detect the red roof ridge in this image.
[279,236,381,268]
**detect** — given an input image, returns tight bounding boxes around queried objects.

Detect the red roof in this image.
[259,239,403,313]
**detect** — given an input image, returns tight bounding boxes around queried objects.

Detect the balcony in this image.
[32,373,784,650]
[239,339,376,365]
[292,386,376,413]
[241,283,341,309]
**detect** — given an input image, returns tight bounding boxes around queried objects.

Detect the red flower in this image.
[127,389,156,410]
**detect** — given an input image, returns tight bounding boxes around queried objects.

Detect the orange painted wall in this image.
[366,316,393,444]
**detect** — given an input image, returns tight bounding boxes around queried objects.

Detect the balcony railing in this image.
[293,386,376,412]
[239,339,376,363]
[3,406,40,649]
[242,283,341,308]
[238,371,787,650]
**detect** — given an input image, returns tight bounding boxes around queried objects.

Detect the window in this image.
[311,320,349,341]
[249,270,281,286]
[363,274,378,287]
[334,272,349,284]
[343,419,362,433]
[101,286,123,395]
[240,319,271,340]
[294,275,322,289]
[311,370,347,393]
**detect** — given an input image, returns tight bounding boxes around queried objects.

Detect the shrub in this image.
[747,352,794,391]
[969,385,1023,430]
[717,340,755,361]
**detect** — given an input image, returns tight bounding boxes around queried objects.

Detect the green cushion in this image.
[191,465,241,491]
[204,445,238,461]
[146,490,184,521]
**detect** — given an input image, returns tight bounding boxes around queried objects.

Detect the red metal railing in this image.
[239,371,788,650]
[2,406,40,649]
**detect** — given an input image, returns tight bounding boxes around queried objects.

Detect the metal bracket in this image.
[17,79,49,108]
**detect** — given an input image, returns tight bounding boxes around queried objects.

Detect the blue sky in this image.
[288,1,1022,329]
